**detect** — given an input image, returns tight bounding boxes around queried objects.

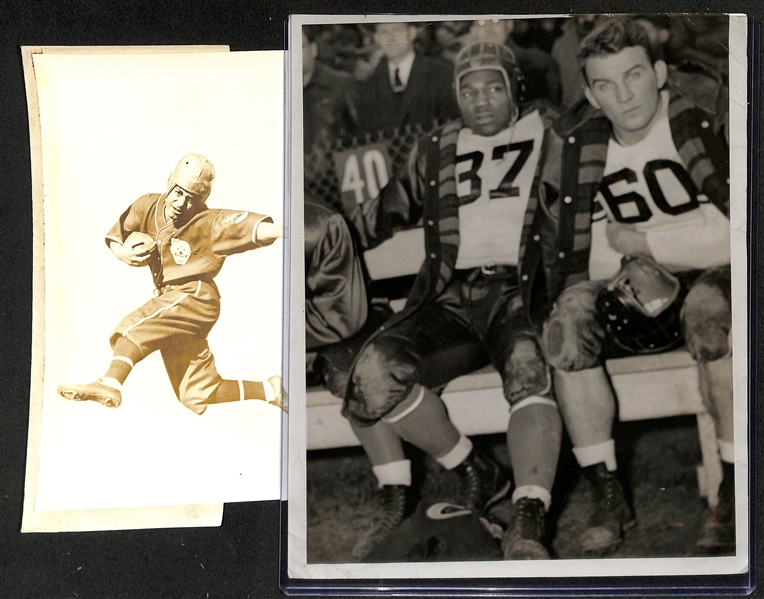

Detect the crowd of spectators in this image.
[302,16,730,155]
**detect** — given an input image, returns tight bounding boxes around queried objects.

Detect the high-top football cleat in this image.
[697,463,735,551]
[580,463,637,555]
[501,497,549,559]
[455,449,512,512]
[352,484,410,561]
[57,379,122,409]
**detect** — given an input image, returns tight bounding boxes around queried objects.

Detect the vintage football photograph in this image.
[287,13,749,580]
[24,49,287,531]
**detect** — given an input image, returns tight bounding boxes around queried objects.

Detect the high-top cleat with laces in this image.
[352,484,410,561]
[455,450,512,512]
[697,463,735,552]
[501,497,549,560]
[57,379,122,408]
[580,463,637,555]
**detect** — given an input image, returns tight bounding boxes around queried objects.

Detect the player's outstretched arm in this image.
[255,221,284,245]
[109,238,153,267]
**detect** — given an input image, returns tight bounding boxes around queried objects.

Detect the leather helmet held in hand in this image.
[595,255,685,354]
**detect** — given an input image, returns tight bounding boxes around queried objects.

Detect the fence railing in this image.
[304,120,447,220]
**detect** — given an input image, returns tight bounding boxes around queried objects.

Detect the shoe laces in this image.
[600,473,620,508]
[460,451,505,510]
[588,468,631,530]
[371,486,407,541]
[461,462,482,509]
[511,497,544,541]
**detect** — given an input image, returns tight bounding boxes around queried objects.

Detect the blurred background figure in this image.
[551,15,604,108]
[355,22,460,136]
[304,188,393,397]
[302,28,358,162]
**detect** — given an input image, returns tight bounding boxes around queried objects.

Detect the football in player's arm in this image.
[540,17,733,555]
[57,154,285,414]
[343,41,567,561]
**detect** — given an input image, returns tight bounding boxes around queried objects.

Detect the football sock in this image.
[104,337,143,384]
[718,439,735,463]
[211,379,266,403]
[507,400,562,491]
[351,421,406,466]
[512,485,552,511]
[435,435,473,470]
[372,460,412,488]
[383,384,461,460]
[572,439,617,471]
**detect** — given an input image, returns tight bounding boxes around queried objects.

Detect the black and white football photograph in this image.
[287,13,750,580]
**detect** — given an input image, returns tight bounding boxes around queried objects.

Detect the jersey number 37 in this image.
[455,140,534,204]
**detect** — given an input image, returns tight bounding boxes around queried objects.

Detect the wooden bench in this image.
[305,229,723,507]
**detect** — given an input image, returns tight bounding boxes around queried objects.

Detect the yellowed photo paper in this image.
[23,47,286,532]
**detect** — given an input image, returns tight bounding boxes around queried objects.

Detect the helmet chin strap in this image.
[509,103,520,129]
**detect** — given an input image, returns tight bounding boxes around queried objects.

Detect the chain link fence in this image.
[304,121,447,220]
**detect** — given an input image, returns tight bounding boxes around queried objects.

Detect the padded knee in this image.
[502,337,552,405]
[681,275,732,362]
[343,338,419,425]
[542,284,604,372]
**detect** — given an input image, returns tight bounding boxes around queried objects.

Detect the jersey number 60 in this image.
[599,160,700,223]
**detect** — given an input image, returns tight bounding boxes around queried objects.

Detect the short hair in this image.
[578,18,657,84]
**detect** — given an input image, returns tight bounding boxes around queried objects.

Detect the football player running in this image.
[541,18,733,555]
[58,154,285,415]
[345,41,565,561]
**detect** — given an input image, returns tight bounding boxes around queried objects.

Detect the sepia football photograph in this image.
[23,48,287,532]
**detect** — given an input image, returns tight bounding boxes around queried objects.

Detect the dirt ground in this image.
[306,415,730,563]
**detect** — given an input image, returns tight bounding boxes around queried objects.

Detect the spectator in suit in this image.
[356,21,460,136]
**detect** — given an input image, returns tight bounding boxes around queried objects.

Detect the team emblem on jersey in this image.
[170,238,191,265]
[223,211,248,224]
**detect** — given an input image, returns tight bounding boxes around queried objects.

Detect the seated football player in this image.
[540,18,733,555]
[304,190,378,395]
[343,41,565,561]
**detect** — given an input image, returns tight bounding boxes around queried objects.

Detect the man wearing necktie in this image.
[357,22,460,135]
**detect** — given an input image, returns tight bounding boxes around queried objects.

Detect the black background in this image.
[1,1,762,598]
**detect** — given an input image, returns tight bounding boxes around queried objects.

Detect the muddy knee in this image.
[542,286,604,372]
[682,282,731,362]
[502,338,552,404]
[343,339,419,424]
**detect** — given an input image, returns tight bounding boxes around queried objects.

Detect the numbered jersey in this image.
[454,110,545,270]
[589,91,728,279]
